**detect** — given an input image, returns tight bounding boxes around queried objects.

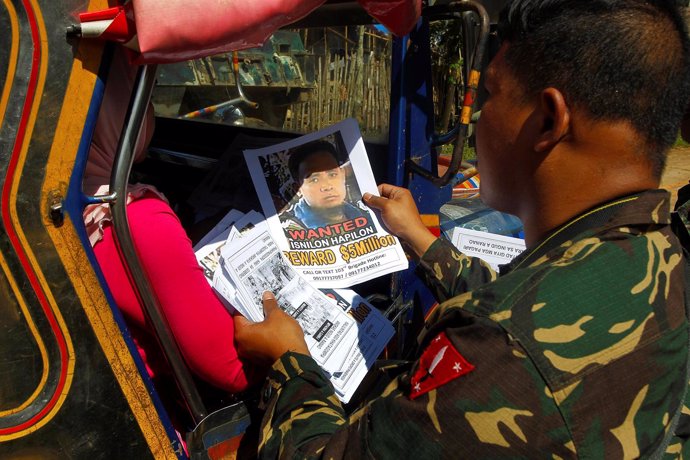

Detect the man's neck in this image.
[519,124,659,247]
[521,186,657,247]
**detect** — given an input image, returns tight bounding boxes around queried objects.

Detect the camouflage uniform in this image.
[669,182,690,458]
[257,189,688,458]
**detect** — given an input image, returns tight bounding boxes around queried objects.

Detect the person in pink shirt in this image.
[83,49,255,429]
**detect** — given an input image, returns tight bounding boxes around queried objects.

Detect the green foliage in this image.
[674,133,689,148]
[430,20,463,68]
[439,142,476,161]
[464,143,477,161]
[447,60,464,85]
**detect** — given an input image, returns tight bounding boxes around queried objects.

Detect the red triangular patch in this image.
[409,331,474,400]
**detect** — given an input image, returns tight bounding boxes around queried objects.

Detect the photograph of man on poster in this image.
[278,136,371,233]
[244,118,409,287]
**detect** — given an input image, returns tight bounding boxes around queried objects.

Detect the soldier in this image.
[234,0,690,457]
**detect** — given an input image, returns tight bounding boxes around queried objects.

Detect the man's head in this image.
[288,140,347,210]
[476,0,690,218]
[498,0,690,173]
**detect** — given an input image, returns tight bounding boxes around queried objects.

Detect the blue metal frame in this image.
[388,18,453,349]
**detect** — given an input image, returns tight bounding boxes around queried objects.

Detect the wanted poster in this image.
[244,118,408,288]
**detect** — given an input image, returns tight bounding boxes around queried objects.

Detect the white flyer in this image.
[219,221,356,376]
[193,208,245,252]
[450,227,526,271]
[194,208,246,284]
[212,263,240,313]
[243,118,408,288]
[227,210,265,242]
[320,288,395,401]
[196,235,227,284]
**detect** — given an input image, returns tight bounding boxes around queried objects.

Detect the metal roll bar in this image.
[109,64,208,425]
[232,51,259,109]
[179,50,258,119]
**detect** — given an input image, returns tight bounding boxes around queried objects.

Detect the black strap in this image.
[650,272,690,457]
[650,185,690,456]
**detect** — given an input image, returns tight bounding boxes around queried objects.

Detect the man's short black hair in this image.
[497,0,690,177]
[288,140,340,183]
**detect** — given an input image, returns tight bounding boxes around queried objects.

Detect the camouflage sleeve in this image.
[257,309,575,459]
[257,352,347,459]
[416,237,497,302]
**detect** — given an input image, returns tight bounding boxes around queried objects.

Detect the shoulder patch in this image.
[410,332,474,400]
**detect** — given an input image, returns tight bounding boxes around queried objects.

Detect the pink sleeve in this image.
[126,196,250,393]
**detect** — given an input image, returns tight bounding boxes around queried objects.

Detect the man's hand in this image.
[234,292,310,366]
[364,184,437,258]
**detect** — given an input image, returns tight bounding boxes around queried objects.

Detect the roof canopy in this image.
[77,0,421,63]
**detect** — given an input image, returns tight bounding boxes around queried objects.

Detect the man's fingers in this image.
[378,183,397,198]
[363,193,387,210]
[379,183,412,202]
[262,291,279,317]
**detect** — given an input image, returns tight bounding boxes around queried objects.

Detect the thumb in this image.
[363,193,387,211]
[261,291,279,318]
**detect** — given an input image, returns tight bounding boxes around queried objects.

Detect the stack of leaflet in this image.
[194,209,395,403]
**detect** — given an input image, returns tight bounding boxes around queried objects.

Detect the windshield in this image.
[151,28,392,143]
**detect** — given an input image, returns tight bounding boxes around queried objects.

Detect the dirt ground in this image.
[662,146,690,207]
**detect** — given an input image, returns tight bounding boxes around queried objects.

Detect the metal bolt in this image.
[48,191,64,227]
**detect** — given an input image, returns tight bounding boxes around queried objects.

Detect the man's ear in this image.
[534,87,570,153]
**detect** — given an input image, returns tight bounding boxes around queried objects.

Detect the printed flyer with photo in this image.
[244,118,408,288]
[205,218,394,402]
